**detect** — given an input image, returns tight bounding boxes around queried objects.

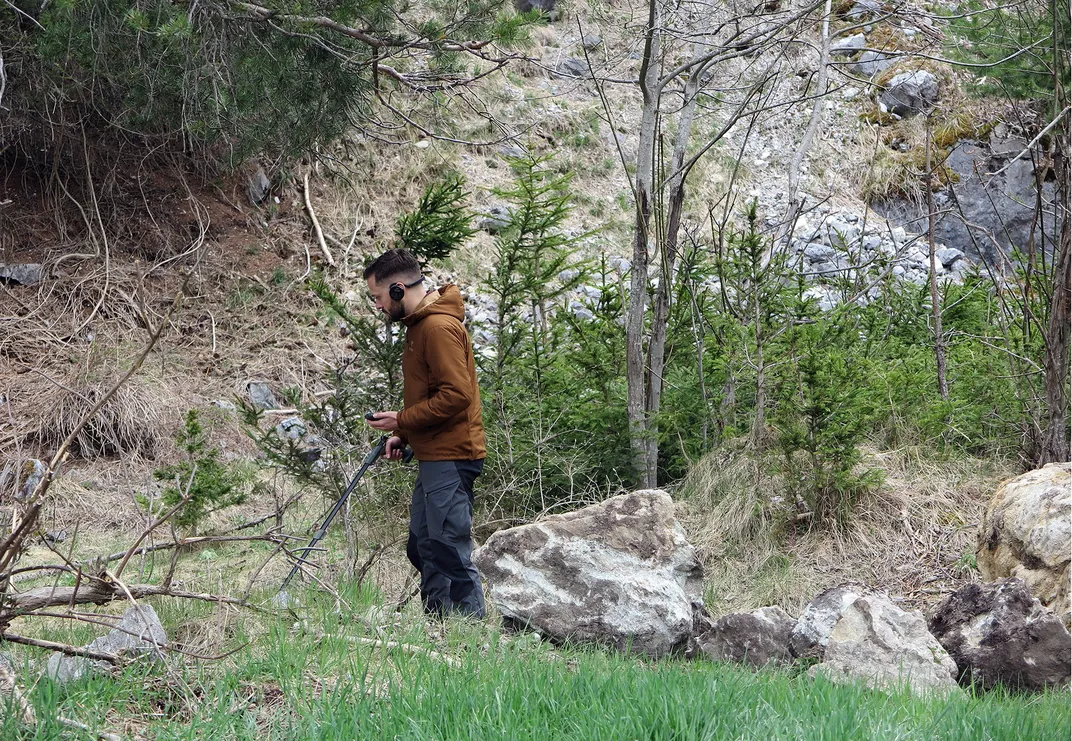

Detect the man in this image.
[364,248,487,619]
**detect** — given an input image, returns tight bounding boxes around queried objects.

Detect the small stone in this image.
[479,206,512,234]
[830,34,866,57]
[498,144,527,159]
[47,605,168,685]
[846,0,881,18]
[580,34,603,51]
[247,382,279,411]
[804,244,836,263]
[879,70,940,117]
[556,57,589,78]
[276,417,307,441]
[935,247,965,267]
[855,51,895,79]
[247,166,271,205]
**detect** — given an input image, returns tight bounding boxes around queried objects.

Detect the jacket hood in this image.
[402,285,465,327]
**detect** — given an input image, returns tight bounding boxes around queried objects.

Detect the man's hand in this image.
[384,436,406,461]
[366,411,399,432]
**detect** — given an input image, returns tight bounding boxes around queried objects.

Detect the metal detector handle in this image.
[279,436,389,593]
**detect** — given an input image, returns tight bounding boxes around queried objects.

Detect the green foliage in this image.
[396,174,477,265]
[483,154,588,379]
[3,0,521,165]
[477,154,605,514]
[11,597,1072,739]
[239,275,406,502]
[145,410,250,531]
[771,304,883,525]
[946,0,1068,101]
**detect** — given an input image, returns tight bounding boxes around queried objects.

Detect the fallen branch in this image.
[3,581,249,614]
[1,631,120,664]
[88,532,286,569]
[303,172,335,267]
[318,632,460,668]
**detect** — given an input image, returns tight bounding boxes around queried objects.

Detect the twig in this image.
[318,632,460,668]
[1,632,120,664]
[990,105,1071,178]
[2,581,251,613]
[303,172,335,267]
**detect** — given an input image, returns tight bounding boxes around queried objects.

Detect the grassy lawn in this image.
[4,583,1069,740]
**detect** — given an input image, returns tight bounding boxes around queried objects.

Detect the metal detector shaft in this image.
[279,435,412,592]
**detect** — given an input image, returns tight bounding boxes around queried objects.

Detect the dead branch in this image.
[303,171,336,267]
[316,631,460,668]
[1,631,120,664]
[80,532,287,570]
[3,581,249,614]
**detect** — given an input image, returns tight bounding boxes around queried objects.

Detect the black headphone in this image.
[389,276,423,301]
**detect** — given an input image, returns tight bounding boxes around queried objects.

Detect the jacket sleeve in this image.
[395,321,474,432]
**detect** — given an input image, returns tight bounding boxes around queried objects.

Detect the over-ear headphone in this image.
[388,276,423,302]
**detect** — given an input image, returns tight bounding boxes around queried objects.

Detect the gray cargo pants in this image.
[406,459,486,618]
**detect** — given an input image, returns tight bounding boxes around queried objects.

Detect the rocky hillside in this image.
[0,0,1065,614]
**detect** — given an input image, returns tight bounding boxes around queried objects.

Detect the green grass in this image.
[4,580,1069,740]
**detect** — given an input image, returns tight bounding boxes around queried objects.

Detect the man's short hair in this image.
[363,248,422,283]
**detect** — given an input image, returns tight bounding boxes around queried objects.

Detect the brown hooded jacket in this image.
[394,285,486,461]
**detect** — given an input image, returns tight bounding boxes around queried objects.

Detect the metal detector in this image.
[275,435,413,604]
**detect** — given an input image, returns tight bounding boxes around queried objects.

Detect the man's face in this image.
[367,277,406,322]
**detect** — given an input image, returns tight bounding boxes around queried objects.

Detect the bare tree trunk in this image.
[926,123,950,400]
[1041,193,1070,464]
[644,41,706,484]
[627,0,661,487]
[750,308,768,446]
[779,0,832,244]
[1041,21,1070,463]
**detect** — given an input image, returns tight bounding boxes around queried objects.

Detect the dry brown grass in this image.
[677,444,1012,618]
[35,369,168,460]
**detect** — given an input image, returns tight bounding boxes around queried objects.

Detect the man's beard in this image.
[385,301,406,322]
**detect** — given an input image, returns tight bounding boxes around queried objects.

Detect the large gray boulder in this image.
[694,606,795,667]
[874,133,1060,263]
[928,578,1071,691]
[46,604,168,684]
[810,594,961,695]
[474,490,703,657]
[789,584,873,659]
[879,70,939,116]
[977,462,1070,628]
